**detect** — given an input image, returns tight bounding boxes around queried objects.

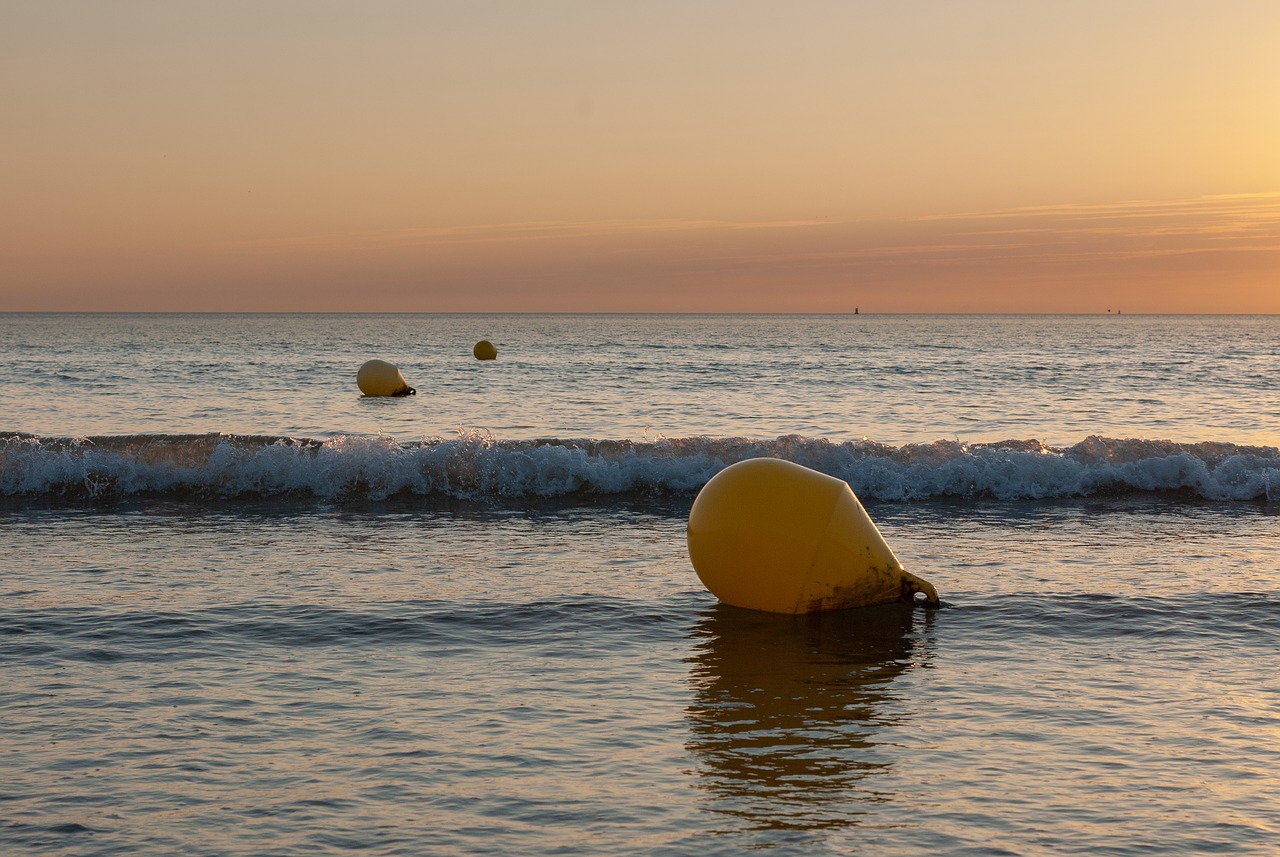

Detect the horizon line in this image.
[3,310,1277,317]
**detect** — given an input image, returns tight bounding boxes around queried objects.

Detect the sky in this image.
[2,0,1278,313]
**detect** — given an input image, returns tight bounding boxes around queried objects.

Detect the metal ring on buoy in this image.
[687,458,940,613]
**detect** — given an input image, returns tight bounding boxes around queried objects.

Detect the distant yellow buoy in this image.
[473,340,497,361]
[356,359,416,397]
[687,458,939,613]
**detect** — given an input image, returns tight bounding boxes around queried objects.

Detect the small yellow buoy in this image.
[687,458,939,613]
[356,359,416,397]
[473,340,497,361]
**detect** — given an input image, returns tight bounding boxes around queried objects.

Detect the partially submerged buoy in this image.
[356,359,415,397]
[687,458,939,613]
[473,340,497,361]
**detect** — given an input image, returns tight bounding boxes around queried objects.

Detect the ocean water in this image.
[2,313,1279,855]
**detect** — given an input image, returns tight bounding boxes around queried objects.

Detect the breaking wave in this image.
[2,430,1278,503]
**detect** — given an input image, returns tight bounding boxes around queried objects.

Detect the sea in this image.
[2,312,1278,856]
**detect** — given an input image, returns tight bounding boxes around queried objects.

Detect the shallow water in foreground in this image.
[4,497,1279,856]
[3,313,1278,854]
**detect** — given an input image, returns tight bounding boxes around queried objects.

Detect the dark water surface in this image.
[3,313,1278,446]
[3,314,1278,854]
[4,498,1278,855]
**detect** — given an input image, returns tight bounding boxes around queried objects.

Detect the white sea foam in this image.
[3,430,1278,503]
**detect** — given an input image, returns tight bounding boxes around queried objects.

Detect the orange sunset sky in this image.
[3,1,1278,313]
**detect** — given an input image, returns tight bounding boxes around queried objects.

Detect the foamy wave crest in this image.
[2,431,1278,502]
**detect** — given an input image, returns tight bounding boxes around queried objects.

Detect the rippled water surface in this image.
[2,313,1278,445]
[2,314,1279,855]
[4,500,1279,855]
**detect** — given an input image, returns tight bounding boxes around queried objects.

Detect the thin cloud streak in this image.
[227,218,832,253]
[2,194,1276,312]
[699,194,1280,269]
[913,192,1280,223]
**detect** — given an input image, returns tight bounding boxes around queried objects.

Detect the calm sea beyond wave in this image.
[2,313,1279,856]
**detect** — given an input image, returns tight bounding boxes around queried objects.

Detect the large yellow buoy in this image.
[473,340,497,361]
[356,359,416,397]
[687,458,939,613]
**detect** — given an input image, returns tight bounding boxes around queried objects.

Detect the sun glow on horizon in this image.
[2,1,1277,312]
